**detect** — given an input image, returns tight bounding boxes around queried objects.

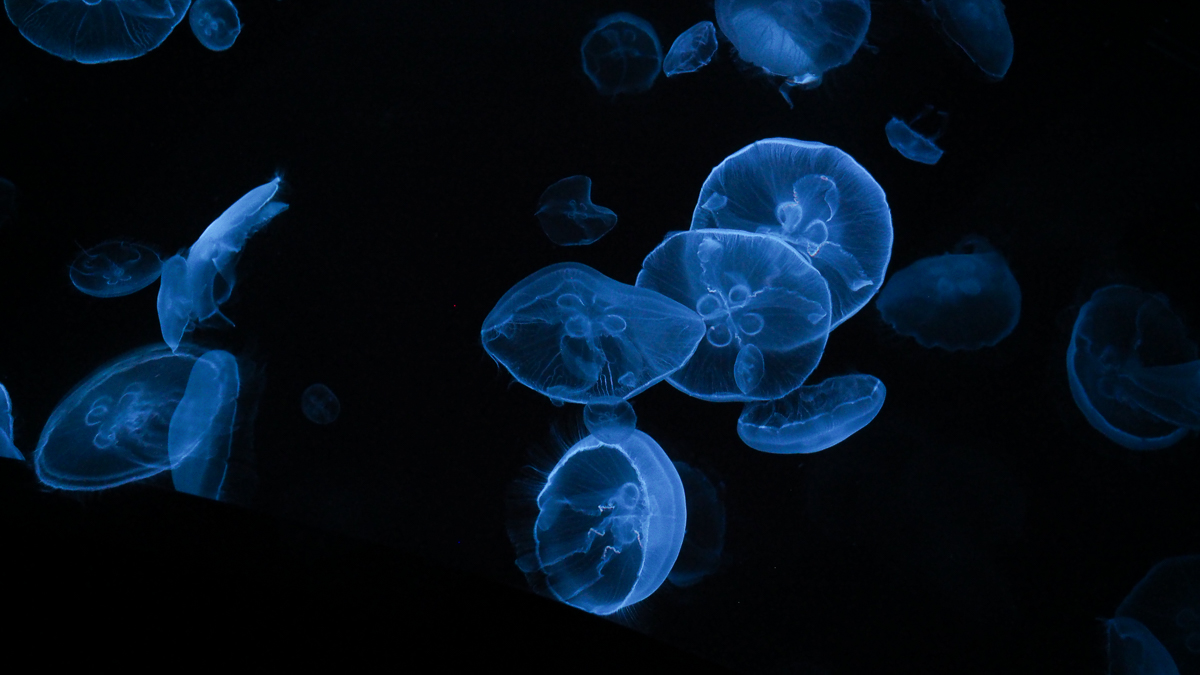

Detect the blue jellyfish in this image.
[876,235,1021,350]
[582,396,636,444]
[690,138,892,329]
[667,461,725,588]
[637,229,832,401]
[0,382,22,461]
[663,21,718,77]
[301,383,340,425]
[926,0,1014,80]
[168,350,239,500]
[189,0,240,51]
[0,177,14,229]
[1107,617,1180,675]
[1067,285,1200,451]
[481,262,706,404]
[738,373,885,454]
[885,108,949,165]
[515,430,687,616]
[157,176,288,352]
[1114,555,1200,673]
[534,175,618,246]
[4,0,192,64]
[70,241,163,298]
[581,12,662,96]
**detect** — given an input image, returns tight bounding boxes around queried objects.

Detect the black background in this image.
[2,1,1199,671]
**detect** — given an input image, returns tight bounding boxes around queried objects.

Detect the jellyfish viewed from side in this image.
[667,461,725,588]
[1113,555,1200,673]
[301,383,340,425]
[581,12,663,96]
[663,21,718,77]
[70,241,163,298]
[167,349,239,500]
[1107,617,1180,675]
[4,0,193,64]
[189,0,241,51]
[691,138,892,328]
[0,177,14,229]
[534,175,618,246]
[926,0,1014,80]
[0,382,22,461]
[738,373,885,454]
[885,107,949,165]
[582,396,637,444]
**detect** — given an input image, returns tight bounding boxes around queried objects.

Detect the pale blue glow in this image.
[876,236,1020,350]
[70,241,163,298]
[582,396,636,444]
[885,110,947,165]
[0,382,22,461]
[581,13,662,96]
[189,0,240,51]
[691,138,892,328]
[667,461,724,588]
[926,0,1013,79]
[482,262,706,404]
[301,383,340,425]
[1107,617,1180,675]
[1114,555,1200,673]
[637,229,832,401]
[168,350,239,500]
[4,0,192,63]
[663,21,717,77]
[0,177,13,229]
[738,373,885,453]
[535,175,617,246]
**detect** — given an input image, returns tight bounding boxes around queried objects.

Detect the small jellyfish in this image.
[667,461,725,588]
[0,382,22,461]
[189,0,241,51]
[1114,555,1200,673]
[738,373,885,454]
[4,0,192,64]
[583,396,636,444]
[926,0,1014,80]
[167,350,239,500]
[885,107,949,165]
[70,241,163,298]
[0,177,14,229]
[581,13,662,96]
[876,235,1021,351]
[534,175,618,246]
[663,21,718,77]
[301,383,340,425]
[1107,617,1180,675]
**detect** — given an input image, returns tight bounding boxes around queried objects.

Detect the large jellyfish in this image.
[663,21,718,77]
[925,0,1014,80]
[885,107,949,165]
[581,12,662,96]
[4,0,192,64]
[0,382,22,461]
[876,235,1021,350]
[481,262,706,404]
[514,430,687,616]
[70,241,163,298]
[667,461,725,588]
[534,175,618,246]
[690,138,892,328]
[637,229,832,401]
[167,349,239,500]
[1113,555,1200,673]
[189,0,240,51]
[738,373,885,453]
[1067,285,1200,450]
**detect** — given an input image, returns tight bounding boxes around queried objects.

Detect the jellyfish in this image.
[301,383,340,425]
[0,382,22,461]
[663,21,718,77]
[738,373,885,454]
[1113,555,1200,673]
[690,138,891,329]
[167,350,239,500]
[581,12,662,96]
[637,230,832,401]
[4,0,192,64]
[70,241,163,298]
[582,396,636,444]
[0,177,14,229]
[925,0,1014,80]
[885,107,949,165]
[876,235,1021,351]
[534,175,618,246]
[189,0,240,51]
[515,430,687,616]
[1067,285,1200,451]
[481,262,706,404]
[157,176,289,352]
[1107,617,1180,675]
[667,461,725,588]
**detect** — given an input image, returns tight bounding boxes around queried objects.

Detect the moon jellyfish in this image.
[876,236,1021,351]
[167,350,239,500]
[189,0,241,51]
[667,461,725,588]
[515,431,687,615]
[583,396,636,444]
[1067,285,1200,451]
[481,262,706,404]
[885,108,949,165]
[581,12,662,96]
[1113,555,1200,673]
[70,241,163,298]
[1107,617,1180,675]
[691,138,892,329]
[157,176,289,352]
[4,0,192,64]
[738,373,885,454]
[0,177,14,229]
[535,175,618,246]
[0,382,21,461]
[301,383,340,425]
[926,0,1014,80]
[637,230,832,401]
[663,21,718,77]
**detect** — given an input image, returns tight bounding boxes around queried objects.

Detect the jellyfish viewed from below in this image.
[926,0,1014,79]
[583,396,636,444]
[1107,617,1180,675]
[301,383,340,425]
[581,12,662,96]
[691,138,891,329]
[535,175,618,246]
[876,235,1020,351]
[167,350,239,500]
[637,230,832,401]
[885,107,949,165]
[482,262,706,404]
[1067,285,1200,451]
[4,0,192,63]
[667,461,725,588]
[0,177,14,229]
[663,21,718,76]
[738,373,885,454]
[70,241,163,298]
[0,382,22,461]
[189,0,240,51]
[1114,555,1200,673]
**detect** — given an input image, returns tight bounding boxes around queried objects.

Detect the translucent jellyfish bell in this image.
[691,138,892,328]
[189,0,241,52]
[663,21,718,77]
[582,396,636,444]
[926,0,1014,80]
[885,107,949,165]
[167,350,239,500]
[738,373,885,453]
[301,383,340,425]
[581,12,663,96]
[1107,617,1180,675]
[0,382,22,461]
[4,0,192,64]
[70,241,163,298]
[1113,555,1200,673]
[534,175,618,246]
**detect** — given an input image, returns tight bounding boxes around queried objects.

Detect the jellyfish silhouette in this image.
[738,373,885,453]
[690,138,892,329]
[1067,285,1200,450]
[885,107,949,165]
[876,235,1020,350]
[582,396,636,444]
[581,13,662,96]
[1107,616,1180,675]
[926,0,1014,79]
[301,383,340,425]
[1113,555,1200,673]
[0,177,14,229]
[70,241,163,298]
[515,430,687,615]
[167,349,239,500]
[189,0,240,51]
[535,175,618,246]
[482,262,706,404]
[637,229,832,401]
[667,461,725,588]
[663,21,718,77]
[4,0,192,64]
[0,382,22,461]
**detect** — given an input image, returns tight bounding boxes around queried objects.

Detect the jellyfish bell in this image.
[1106,617,1180,675]
[738,373,885,454]
[4,0,192,63]
[663,21,718,77]
[885,107,949,165]
[0,382,21,461]
[189,0,241,52]
[301,383,340,425]
[535,175,618,246]
[581,12,663,96]
[70,240,164,298]
[1114,555,1200,673]
[168,350,240,500]
[582,396,636,444]
[925,0,1013,80]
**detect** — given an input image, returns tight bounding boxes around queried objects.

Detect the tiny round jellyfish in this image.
[581,13,662,96]
[583,396,636,444]
[301,384,340,425]
[189,0,242,52]
[535,175,618,246]
[738,374,885,454]
[70,241,163,298]
[663,21,718,77]
[885,107,949,165]
[1113,555,1200,673]
[4,0,193,63]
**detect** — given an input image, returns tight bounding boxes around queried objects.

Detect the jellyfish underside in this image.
[189,0,242,52]
[738,374,885,453]
[71,241,163,298]
[581,13,662,96]
[4,0,193,63]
